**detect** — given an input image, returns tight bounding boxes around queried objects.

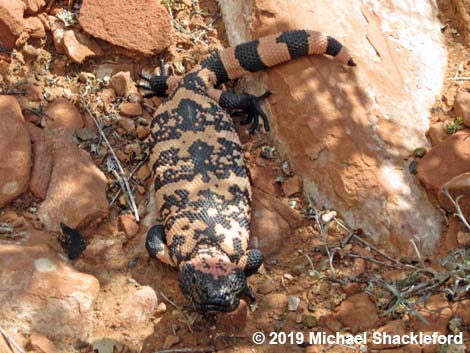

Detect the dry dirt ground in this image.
[1,0,470,352]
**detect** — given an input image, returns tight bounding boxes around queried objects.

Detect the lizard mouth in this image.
[179,257,246,313]
[198,296,240,313]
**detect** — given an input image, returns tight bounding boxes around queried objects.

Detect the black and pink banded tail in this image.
[202,29,356,86]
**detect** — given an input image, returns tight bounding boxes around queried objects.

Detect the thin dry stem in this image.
[83,103,140,222]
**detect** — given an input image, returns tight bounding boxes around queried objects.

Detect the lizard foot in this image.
[138,59,174,98]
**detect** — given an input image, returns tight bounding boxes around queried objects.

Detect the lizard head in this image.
[179,251,248,313]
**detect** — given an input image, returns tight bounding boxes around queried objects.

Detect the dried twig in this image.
[0,327,26,353]
[193,13,221,43]
[159,292,194,333]
[346,253,403,269]
[442,186,470,232]
[83,102,140,221]
[153,347,216,353]
[109,155,149,207]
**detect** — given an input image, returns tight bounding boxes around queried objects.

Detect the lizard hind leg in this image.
[145,224,176,266]
[240,249,264,277]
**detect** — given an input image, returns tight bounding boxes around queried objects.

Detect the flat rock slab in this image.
[218,0,447,255]
[0,0,45,48]
[38,130,109,231]
[0,228,100,342]
[0,96,31,207]
[78,0,172,56]
[44,98,84,132]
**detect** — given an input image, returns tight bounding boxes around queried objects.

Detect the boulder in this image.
[62,30,104,64]
[90,275,158,352]
[44,98,84,133]
[0,228,100,343]
[37,130,109,231]
[417,131,470,196]
[110,71,138,97]
[249,187,304,258]
[454,90,470,126]
[437,172,470,219]
[426,121,449,146]
[451,0,470,46]
[27,123,53,200]
[21,0,46,14]
[335,293,379,334]
[0,0,45,48]
[0,96,31,207]
[218,0,447,255]
[78,0,172,56]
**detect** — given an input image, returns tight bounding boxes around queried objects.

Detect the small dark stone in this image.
[413,147,427,158]
[409,160,418,175]
[59,223,87,260]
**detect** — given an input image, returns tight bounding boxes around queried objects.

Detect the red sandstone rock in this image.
[426,122,449,146]
[451,0,470,46]
[21,0,45,14]
[249,187,304,258]
[119,214,139,239]
[454,90,470,127]
[282,175,303,196]
[91,275,158,350]
[136,125,150,140]
[0,96,31,207]
[438,172,470,219]
[110,72,137,97]
[37,130,109,231]
[29,333,57,353]
[78,0,172,56]
[62,30,104,64]
[120,102,143,117]
[27,123,52,200]
[335,293,379,333]
[0,0,45,48]
[218,0,446,255]
[417,131,470,196]
[44,98,83,132]
[452,299,470,325]
[410,294,452,333]
[0,227,99,341]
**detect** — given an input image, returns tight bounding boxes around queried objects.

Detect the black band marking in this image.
[201,51,230,86]
[276,30,310,59]
[325,36,342,57]
[234,40,268,73]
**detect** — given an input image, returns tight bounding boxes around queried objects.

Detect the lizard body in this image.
[142,29,355,312]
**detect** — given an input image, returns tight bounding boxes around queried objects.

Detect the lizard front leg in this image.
[146,224,176,266]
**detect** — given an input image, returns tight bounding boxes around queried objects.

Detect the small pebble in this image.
[413,147,427,158]
[287,296,300,311]
[163,336,180,349]
[302,315,317,328]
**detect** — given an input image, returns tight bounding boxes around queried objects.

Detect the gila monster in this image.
[140,29,355,313]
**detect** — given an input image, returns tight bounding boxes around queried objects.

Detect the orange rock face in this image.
[44,98,84,133]
[0,228,100,341]
[0,96,31,207]
[37,130,109,231]
[0,0,45,48]
[218,0,447,255]
[78,0,172,56]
